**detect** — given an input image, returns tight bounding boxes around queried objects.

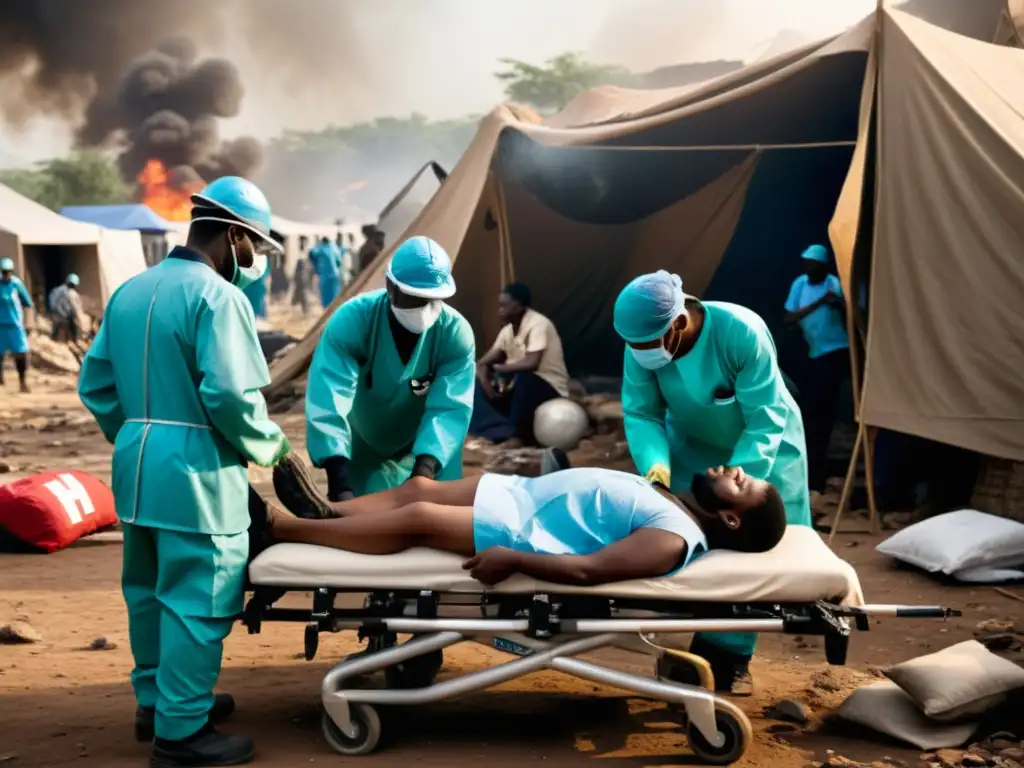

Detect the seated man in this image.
[470,283,570,448]
[256,454,787,587]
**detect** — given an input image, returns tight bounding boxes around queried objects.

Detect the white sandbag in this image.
[876,509,1024,575]
[533,398,589,450]
[954,566,1024,583]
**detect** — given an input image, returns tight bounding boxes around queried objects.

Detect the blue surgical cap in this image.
[386,236,456,299]
[801,244,828,264]
[613,270,686,344]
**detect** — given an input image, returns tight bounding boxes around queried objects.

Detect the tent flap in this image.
[861,9,1024,460]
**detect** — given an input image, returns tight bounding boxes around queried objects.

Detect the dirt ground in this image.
[2,343,1024,767]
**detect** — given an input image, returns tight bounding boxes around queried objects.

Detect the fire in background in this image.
[111,39,262,221]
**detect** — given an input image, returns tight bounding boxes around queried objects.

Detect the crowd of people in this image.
[0,174,851,766]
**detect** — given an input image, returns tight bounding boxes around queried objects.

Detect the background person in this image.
[0,256,34,393]
[471,283,569,447]
[614,270,811,696]
[305,236,475,501]
[309,236,342,308]
[783,244,850,509]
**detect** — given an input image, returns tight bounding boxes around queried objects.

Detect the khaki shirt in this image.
[490,308,569,397]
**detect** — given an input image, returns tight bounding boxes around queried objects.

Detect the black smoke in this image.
[0,0,261,189]
[108,39,262,185]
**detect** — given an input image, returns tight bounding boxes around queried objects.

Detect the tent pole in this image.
[829,423,864,546]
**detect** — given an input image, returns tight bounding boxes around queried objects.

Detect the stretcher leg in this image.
[320,630,752,763]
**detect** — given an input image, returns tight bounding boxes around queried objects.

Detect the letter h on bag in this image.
[43,473,95,525]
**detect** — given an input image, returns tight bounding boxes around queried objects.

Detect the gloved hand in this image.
[409,454,440,481]
[323,456,355,502]
[645,464,672,491]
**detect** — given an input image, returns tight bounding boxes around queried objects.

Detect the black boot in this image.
[150,722,253,767]
[273,453,336,519]
[136,693,236,742]
[657,637,754,696]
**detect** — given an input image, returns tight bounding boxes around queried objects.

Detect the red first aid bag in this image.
[0,471,117,553]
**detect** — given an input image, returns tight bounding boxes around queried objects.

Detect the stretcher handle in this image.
[846,604,962,619]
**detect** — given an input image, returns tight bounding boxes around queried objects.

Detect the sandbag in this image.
[0,471,117,553]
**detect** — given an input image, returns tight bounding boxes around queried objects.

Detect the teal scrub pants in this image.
[694,509,811,661]
[121,523,248,741]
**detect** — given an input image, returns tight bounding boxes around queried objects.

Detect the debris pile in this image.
[815,735,1024,768]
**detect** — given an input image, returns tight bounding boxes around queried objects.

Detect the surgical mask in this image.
[391,302,441,334]
[230,243,268,290]
[631,345,674,370]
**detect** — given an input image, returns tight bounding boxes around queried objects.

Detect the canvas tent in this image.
[271,0,1024,464]
[376,162,448,249]
[61,204,176,267]
[0,183,146,310]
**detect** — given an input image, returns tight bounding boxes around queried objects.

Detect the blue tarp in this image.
[60,204,174,233]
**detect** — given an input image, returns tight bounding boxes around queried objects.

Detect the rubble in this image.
[0,622,42,644]
[765,698,812,725]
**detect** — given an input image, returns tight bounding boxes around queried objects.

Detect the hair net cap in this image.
[801,244,828,264]
[67,273,80,286]
[190,176,282,253]
[386,236,456,299]
[0,257,13,271]
[613,271,686,344]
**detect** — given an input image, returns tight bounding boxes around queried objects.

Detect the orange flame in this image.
[137,159,203,221]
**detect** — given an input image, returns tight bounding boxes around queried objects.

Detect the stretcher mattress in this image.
[249,526,864,606]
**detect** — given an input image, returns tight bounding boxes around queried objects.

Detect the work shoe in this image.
[273,452,337,520]
[136,694,236,742]
[150,722,254,767]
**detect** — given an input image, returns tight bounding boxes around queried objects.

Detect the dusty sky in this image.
[0,0,876,167]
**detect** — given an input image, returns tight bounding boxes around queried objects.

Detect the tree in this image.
[0,150,132,211]
[495,52,632,114]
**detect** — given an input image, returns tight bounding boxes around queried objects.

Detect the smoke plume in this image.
[0,0,259,188]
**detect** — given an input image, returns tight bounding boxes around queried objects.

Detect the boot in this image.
[150,722,253,767]
[657,637,754,697]
[136,693,236,742]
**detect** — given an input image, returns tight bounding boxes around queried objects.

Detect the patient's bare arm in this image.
[463,529,688,587]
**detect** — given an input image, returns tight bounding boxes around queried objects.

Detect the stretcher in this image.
[244,526,959,765]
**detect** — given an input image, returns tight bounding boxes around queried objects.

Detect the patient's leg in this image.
[274,453,481,519]
[268,501,476,557]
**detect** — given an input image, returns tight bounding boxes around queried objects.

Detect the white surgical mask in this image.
[631,345,674,371]
[392,302,442,334]
[230,244,268,290]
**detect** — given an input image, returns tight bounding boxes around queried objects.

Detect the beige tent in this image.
[272,1,1024,464]
[0,182,146,311]
[376,162,447,250]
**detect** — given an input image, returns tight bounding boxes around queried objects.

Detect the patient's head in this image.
[688,467,786,553]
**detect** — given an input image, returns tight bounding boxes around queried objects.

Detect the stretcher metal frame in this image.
[242,583,959,765]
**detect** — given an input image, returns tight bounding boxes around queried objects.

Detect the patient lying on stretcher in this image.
[253,454,787,587]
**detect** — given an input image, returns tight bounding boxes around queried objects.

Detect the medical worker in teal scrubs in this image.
[305,235,475,501]
[0,256,34,393]
[79,177,290,766]
[614,270,811,696]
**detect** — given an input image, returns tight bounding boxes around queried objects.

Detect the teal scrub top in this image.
[784,274,849,359]
[0,276,32,327]
[78,249,290,535]
[622,301,811,526]
[305,289,476,493]
[310,243,341,278]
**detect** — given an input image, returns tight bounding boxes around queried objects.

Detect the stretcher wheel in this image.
[321,704,382,756]
[686,706,752,766]
[384,649,444,689]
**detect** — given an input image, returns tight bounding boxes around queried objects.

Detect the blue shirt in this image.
[473,468,707,571]
[0,277,32,327]
[784,274,849,359]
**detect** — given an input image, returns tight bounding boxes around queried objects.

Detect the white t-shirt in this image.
[490,308,570,396]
